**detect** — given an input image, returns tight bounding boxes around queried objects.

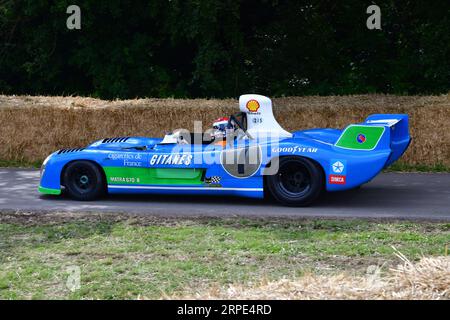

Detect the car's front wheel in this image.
[266,157,324,206]
[63,161,105,201]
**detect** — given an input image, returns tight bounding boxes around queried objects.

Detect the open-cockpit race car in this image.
[39,94,411,206]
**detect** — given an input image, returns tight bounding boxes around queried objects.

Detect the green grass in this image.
[0,159,42,168]
[384,162,450,172]
[0,214,448,299]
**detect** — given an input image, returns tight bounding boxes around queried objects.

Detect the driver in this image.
[212,117,230,140]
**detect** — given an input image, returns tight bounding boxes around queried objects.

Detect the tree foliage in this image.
[0,0,449,98]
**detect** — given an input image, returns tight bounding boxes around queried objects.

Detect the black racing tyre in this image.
[63,161,105,201]
[266,157,324,207]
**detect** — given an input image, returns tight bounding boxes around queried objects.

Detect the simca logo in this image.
[329,174,346,185]
[246,99,260,113]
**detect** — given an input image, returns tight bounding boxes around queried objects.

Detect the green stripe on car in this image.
[104,167,205,185]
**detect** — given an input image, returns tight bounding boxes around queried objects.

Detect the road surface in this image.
[0,169,449,220]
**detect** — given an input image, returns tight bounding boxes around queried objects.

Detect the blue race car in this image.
[39,94,411,206]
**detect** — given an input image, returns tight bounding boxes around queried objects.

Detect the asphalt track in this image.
[0,169,449,220]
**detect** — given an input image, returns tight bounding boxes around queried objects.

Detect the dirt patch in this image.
[1,210,448,227]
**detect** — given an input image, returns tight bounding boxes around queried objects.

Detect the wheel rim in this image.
[69,166,96,194]
[277,160,312,197]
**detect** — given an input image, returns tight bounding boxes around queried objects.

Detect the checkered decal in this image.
[205,176,221,184]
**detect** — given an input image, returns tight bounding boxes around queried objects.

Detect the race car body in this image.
[39,94,411,206]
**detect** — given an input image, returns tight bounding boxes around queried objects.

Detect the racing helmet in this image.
[212,117,229,138]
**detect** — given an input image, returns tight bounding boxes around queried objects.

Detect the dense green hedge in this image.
[0,0,449,99]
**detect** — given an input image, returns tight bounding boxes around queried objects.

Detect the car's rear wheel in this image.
[266,157,324,206]
[63,161,105,201]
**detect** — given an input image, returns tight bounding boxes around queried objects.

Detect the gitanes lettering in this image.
[150,154,193,166]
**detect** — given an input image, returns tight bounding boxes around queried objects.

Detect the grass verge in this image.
[0,159,42,168]
[385,162,450,173]
[0,212,448,299]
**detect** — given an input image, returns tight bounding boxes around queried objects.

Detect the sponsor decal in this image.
[329,174,346,185]
[123,159,143,167]
[150,154,193,166]
[204,176,221,184]
[108,153,143,161]
[330,159,346,175]
[335,125,384,150]
[204,176,222,187]
[357,133,366,144]
[246,99,260,113]
[329,159,347,184]
[109,176,141,183]
[108,153,144,167]
[272,146,318,153]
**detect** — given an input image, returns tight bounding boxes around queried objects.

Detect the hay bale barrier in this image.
[0,94,449,167]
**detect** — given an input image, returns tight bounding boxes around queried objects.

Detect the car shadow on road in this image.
[40,184,422,210]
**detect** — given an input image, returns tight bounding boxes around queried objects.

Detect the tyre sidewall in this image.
[267,157,324,206]
[63,161,104,201]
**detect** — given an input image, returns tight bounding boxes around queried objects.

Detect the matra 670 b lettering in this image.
[39,94,410,206]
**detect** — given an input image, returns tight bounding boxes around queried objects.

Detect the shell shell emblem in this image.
[246,99,260,113]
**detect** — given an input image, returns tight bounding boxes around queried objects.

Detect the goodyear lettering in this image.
[150,154,193,166]
[272,146,318,153]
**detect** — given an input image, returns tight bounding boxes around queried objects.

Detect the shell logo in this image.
[246,99,260,113]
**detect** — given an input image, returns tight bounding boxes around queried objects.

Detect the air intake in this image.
[102,137,130,144]
[57,148,85,155]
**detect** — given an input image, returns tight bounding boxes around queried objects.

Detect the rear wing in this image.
[335,114,410,166]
